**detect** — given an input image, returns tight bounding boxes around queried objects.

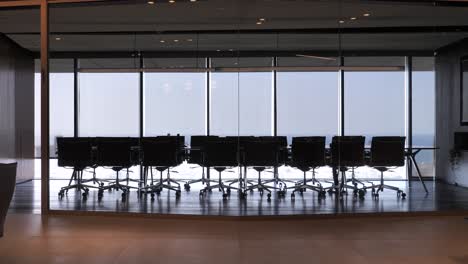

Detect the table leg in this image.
[410,154,428,193]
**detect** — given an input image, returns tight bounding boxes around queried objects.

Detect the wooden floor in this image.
[1,213,468,263]
[9,179,468,216]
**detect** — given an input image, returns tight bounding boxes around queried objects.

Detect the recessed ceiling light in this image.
[160,40,165,43]
[350,17,357,20]
[363,13,370,17]
[55,37,61,41]
[169,0,175,3]
[174,39,179,42]
[216,49,221,52]
[256,21,263,25]
[147,1,155,4]
[187,39,193,42]
[339,20,345,24]
[259,18,266,21]
[228,49,234,51]
[190,0,197,2]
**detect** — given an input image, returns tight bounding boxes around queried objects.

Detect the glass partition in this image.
[412,57,436,178]
[344,57,406,179]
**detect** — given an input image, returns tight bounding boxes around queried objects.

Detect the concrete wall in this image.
[436,38,468,187]
[0,34,34,182]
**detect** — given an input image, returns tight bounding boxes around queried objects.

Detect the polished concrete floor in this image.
[1,213,468,264]
[9,179,468,216]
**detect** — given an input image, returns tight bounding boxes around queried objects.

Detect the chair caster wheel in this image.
[374,193,379,198]
[121,193,126,199]
[267,193,271,199]
[176,190,181,198]
[401,193,406,199]
[226,188,231,195]
[222,193,228,199]
[184,184,190,191]
[291,193,295,199]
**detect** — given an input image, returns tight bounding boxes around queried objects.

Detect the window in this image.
[34,59,74,158]
[143,59,206,144]
[277,57,339,144]
[210,58,273,136]
[344,57,406,179]
[412,57,435,177]
[78,72,139,137]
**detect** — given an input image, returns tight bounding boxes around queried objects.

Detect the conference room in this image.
[2,0,468,218]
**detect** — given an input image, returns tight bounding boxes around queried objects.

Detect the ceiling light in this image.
[216,49,221,52]
[228,49,234,51]
[190,0,197,2]
[256,21,263,25]
[259,18,265,21]
[160,40,165,43]
[174,39,179,42]
[147,1,155,4]
[339,20,344,24]
[169,0,175,3]
[187,39,193,42]
[363,13,370,17]
[350,17,357,20]
[55,37,61,41]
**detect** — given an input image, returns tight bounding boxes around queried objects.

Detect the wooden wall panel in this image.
[0,34,35,182]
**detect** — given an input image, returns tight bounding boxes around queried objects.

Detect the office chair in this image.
[242,138,286,201]
[200,137,240,199]
[256,136,289,197]
[225,136,256,191]
[95,137,140,200]
[330,136,369,198]
[183,135,219,190]
[289,137,327,199]
[368,136,407,199]
[57,137,100,200]
[140,136,184,199]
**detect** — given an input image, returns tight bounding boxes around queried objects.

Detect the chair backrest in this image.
[330,136,365,167]
[259,136,288,164]
[57,137,94,169]
[189,135,219,165]
[95,137,138,167]
[140,137,183,167]
[242,139,279,167]
[291,136,326,168]
[370,136,406,167]
[204,137,238,167]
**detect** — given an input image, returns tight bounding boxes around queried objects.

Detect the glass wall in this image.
[209,58,274,136]
[78,59,140,137]
[344,57,406,179]
[277,57,340,144]
[34,59,75,158]
[412,57,436,177]
[143,58,206,144]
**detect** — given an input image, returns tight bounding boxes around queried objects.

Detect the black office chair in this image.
[330,136,369,198]
[57,137,99,200]
[200,137,240,199]
[242,139,284,201]
[140,136,184,199]
[183,135,219,190]
[368,136,407,199]
[256,136,289,195]
[225,136,256,190]
[289,137,327,199]
[96,137,140,200]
